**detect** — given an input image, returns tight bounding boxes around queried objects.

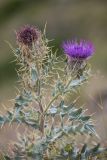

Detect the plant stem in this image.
[37,79,44,137]
[65,75,76,89]
[44,93,60,113]
[39,102,44,137]
[44,77,73,114]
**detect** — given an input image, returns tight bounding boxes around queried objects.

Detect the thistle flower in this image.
[62,40,94,60]
[62,40,95,75]
[16,25,40,46]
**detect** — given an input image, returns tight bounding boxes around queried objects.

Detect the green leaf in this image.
[79,115,91,122]
[52,80,65,97]
[15,91,32,107]
[84,123,97,136]
[31,67,38,82]
[48,106,57,116]
[0,116,5,125]
[69,108,83,120]
[69,76,86,88]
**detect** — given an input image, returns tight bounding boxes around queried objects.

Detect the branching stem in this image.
[44,93,60,113]
[44,77,74,114]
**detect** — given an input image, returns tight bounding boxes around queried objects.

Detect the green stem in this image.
[44,93,60,113]
[44,76,75,114]
[36,78,44,137]
[65,77,73,89]
[44,77,74,113]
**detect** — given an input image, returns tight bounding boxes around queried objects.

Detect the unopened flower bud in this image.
[16,25,40,47]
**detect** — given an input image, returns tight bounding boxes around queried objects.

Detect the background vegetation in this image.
[0,0,107,146]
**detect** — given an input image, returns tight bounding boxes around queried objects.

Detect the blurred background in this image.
[0,0,107,145]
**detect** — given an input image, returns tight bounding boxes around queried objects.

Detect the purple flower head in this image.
[16,25,40,46]
[62,40,95,60]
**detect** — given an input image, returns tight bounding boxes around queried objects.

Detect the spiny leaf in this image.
[69,108,83,120]
[31,67,38,82]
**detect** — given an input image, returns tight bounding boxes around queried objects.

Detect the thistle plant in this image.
[0,25,107,160]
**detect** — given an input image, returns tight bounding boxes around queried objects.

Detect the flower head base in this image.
[62,40,94,60]
[16,25,40,46]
